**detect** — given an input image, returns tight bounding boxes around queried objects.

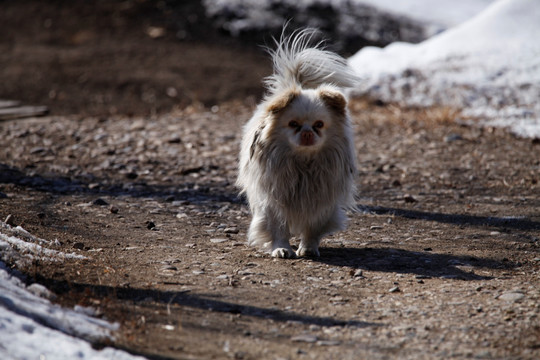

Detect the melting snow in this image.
[0,222,146,359]
[349,0,540,138]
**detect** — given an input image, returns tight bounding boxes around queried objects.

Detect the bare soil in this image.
[1,1,539,359]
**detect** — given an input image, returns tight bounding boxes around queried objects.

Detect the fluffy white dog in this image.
[237,28,359,258]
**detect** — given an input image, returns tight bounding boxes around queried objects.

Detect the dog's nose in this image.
[300,130,315,146]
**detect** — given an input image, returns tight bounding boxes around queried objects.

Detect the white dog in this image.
[237,28,359,258]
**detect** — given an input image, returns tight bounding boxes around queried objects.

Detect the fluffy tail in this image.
[264,28,360,94]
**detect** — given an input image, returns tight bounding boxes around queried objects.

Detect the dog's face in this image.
[266,86,347,154]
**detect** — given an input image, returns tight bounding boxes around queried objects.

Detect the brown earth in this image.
[1,1,539,360]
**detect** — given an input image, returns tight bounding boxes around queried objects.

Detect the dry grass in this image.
[349,96,461,129]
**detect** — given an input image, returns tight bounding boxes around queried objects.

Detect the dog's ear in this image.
[266,89,299,115]
[319,89,347,116]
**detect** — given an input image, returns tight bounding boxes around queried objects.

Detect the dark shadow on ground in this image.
[38,278,378,330]
[359,205,540,231]
[314,247,513,280]
[0,163,240,205]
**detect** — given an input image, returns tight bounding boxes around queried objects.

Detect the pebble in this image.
[161,266,178,271]
[291,334,318,343]
[389,286,401,293]
[92,198,109,206]
[403,194,417,203]
[210,238,228,243]
[330,296,347,304]
[316,340,341,346]
[30,146,47,154]
[444,133,463,142]
[224,227,239,234]
[498,292,525,302]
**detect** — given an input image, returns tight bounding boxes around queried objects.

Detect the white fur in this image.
[264,28,360,93]
[237,28,358,258]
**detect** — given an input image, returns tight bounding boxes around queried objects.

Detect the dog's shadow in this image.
[311,246,511,280]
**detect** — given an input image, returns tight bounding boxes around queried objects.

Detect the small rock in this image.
[125,172,138,180]
[88,183,100,190]
[30,146,47,154]
[498,292,525,302]
[224,227,239,234]
[210,238,228,243]
[329,297,348,305]
[168,136,182,144]
[161,266,177,271]
[291,334,318,343]
[92,198,109,206]
[389,286,401,293]
[317,340,341,346]
[110,206,119,214]
[0,191,7,199]
[370,225,383,230]
[352,269,363,278]
[444,133,463,142]
[73,242,85,250]
[403,194,417,203]
[146,221,156,230]
[146,26,166,39]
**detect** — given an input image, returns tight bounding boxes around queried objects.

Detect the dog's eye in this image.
[288,120,300,128]
[313,120,324,129]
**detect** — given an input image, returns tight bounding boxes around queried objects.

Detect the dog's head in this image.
[265,85,347,154]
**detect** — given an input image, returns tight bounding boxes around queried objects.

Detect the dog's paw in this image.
[296,246,320,258]
[271,247,296,259]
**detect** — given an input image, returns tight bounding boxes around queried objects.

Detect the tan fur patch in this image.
[319,90,347,116]
[266,90,300,115]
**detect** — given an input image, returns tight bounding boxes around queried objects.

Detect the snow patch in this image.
[354,0,494,28]
[0,221,85,265]
[0,223,146,359]
[349,0,540,138]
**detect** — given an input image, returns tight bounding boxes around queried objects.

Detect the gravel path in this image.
[1,99,539,359]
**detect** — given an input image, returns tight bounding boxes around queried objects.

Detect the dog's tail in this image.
[264,28,360,94]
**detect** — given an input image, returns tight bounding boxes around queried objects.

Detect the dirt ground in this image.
[1,1,539,359]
